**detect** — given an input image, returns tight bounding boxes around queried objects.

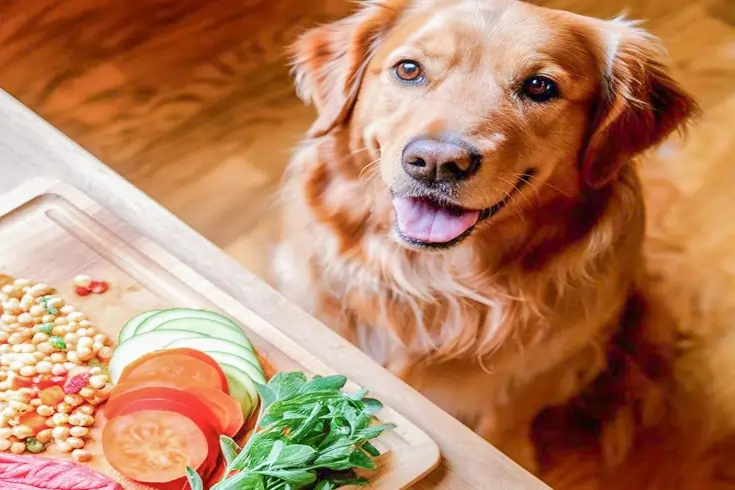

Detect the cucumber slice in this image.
[221,364,258,417]
[135,308,241,337]
[108,330,207,384]
[155,318,251,347]
[164,338,260,372]
[118,310,161,344]
[203,351,265,385]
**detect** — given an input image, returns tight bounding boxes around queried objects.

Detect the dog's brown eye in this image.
[521,76,558,103]
[394,60,423,82]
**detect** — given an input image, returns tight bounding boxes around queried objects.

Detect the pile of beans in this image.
[0,275,115,462]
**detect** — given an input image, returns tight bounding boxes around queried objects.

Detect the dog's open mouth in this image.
[393,169,535,247]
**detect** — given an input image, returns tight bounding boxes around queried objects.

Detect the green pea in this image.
[25,437,45,453]
[50,336,66,350]
[40,323,54,334]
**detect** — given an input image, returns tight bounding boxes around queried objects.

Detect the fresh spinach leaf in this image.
[212,372,394,490]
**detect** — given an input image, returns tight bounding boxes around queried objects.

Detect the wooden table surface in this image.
[0,88,550,489]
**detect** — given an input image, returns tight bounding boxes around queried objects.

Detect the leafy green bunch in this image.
[187,372,396,490]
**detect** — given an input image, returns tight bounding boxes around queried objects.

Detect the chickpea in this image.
[37,342,55,354]
[64,394,83,407]
[77,347,93,361]
[59,305,75,315]
[88,375,108,389]
[49,352,65,363]
[51,413,69,426]
[67,312,86,323]
[36,405,54,417]
[10,441,25,454]
[46,297,64,308]
[55,440,72,453]
[51,363,67,376]
[36,361,52,374]
[0,428,12,439]
[66,436,84,449]
[69,426,89,438]
[78,387,94,398]
[71,449,91,462]
[36,428,53,443]
[16,313,33,324]
[12,425,34,439]
[69,413,94,427]
[28,305,45,317]
[56,403,72,415]
[0,439,11,451]
[98,346,114,360]
[19,365,36,377]
[51,426,70,440]
[75,404,95,416]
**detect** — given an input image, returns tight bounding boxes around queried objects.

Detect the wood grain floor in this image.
[2,0,735,488]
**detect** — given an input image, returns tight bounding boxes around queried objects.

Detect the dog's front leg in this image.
[476,414,540,475]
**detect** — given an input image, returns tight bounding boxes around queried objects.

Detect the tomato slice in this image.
[105,386,224,434]
[118,348,229,393]
[160,348,229,393]
[102,404,212,483]
[118,353,224,389]
[109,380,243,436]
[111,379,244,437]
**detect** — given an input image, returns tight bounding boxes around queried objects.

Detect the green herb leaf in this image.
[219,436,240,466]
[274,444,317,468]
[185,466,204,490]
[258,468,317,486]
[300,375,347,394]
[361,441,380,457]
[350,388,369,401]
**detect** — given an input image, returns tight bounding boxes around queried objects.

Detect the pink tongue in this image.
[393,197,480,243]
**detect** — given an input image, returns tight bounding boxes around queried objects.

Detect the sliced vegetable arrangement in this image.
[189,372,395,490]
[109,307,265,421]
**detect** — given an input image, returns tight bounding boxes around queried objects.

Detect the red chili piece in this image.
[89,280,109,294]
[75,286,92,296]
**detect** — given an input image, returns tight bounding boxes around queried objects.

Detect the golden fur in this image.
[273,0,700,475]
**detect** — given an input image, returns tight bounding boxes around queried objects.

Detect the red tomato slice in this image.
[118,353,224,389]
[117,348,229,393]
[105,386,224,434]
[102,405,212,484]
[110,380,244,436]
[160,348,229,393]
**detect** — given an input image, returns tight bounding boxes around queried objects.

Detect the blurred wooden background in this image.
[1,0,735,488]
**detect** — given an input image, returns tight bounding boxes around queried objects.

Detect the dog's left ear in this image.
[288,0,409,138]
[581,19,700,189]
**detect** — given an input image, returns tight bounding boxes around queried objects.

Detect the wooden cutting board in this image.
[0,178,441,489]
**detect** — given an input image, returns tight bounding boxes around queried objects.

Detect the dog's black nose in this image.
[401,138,480,183]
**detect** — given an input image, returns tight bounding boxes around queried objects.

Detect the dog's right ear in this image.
[289,0,409,138]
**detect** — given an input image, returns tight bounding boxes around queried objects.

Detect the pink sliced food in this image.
[393,196,479,243]
[0,454,122,490]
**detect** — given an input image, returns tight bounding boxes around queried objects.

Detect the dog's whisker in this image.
[514,172,572,198]
[498,175,534,210]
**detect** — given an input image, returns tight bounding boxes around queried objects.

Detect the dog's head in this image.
[290,0,698,251]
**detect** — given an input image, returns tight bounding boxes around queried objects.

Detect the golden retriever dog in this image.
[273,0,699,474]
